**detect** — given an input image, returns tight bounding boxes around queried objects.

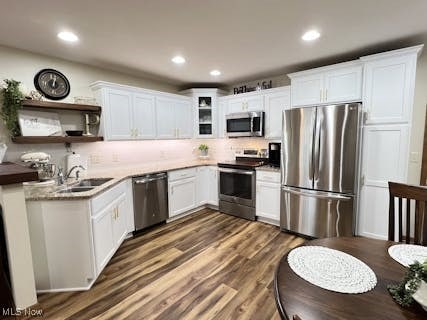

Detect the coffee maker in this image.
[268,142,281,167]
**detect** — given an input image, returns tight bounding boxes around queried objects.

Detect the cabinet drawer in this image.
[91,181,126,215]
[256,170,280,183]
[168,168,197,182]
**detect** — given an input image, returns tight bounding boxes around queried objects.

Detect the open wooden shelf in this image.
[11,136,104,144]
[22,99,101,112]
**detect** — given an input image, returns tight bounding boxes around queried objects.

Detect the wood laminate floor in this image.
[25,209,304,320]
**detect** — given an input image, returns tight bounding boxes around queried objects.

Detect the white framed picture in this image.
[18,110,62,136]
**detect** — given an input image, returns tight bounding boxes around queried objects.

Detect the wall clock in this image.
[34,69,70,100]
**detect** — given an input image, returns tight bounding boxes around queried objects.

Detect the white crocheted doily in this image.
[388,244,427,267]
[287,246,377,294]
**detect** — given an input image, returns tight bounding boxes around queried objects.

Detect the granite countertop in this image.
[26,159,219,201]
[256,165,281,173]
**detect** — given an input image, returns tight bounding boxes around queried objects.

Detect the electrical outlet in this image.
[160,150,166,159]
[112,153,119,163]
[89,154,100,165]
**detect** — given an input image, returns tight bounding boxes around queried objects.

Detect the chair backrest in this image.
[388,181,427,245]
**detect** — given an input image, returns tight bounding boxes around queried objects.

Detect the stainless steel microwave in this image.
[226,111,264,137]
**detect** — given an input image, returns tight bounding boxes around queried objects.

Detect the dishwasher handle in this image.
[133,173,167,184]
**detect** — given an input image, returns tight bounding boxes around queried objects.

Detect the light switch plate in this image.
[410,151,421,163]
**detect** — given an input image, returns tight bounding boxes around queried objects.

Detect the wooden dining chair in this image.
[388,181,427,245]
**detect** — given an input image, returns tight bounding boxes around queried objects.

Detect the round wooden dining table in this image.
[274,237,425,320]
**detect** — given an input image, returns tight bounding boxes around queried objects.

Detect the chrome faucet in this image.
[66,165,86,179]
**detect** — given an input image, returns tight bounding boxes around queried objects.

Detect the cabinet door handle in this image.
[325,89,328,101]
[320,89,323,102]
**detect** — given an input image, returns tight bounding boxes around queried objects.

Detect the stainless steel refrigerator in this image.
[280,103,361,238]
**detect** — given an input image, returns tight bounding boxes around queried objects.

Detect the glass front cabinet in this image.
[181,88,226,138]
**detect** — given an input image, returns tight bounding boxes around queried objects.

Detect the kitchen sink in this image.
[77,178,113,187]
[57,186,95,193]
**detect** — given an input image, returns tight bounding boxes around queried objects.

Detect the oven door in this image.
[226,112,264,137]
[219,167,256,207]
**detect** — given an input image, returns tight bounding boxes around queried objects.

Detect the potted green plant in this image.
[198,144,209,157]
[0,79,24,137]
[388,259,427,310]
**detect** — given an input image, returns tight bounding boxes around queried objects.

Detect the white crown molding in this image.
[360,44,424,62]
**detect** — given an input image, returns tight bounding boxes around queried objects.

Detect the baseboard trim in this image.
[256,216,280,226]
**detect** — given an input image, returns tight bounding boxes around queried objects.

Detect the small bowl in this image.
[66,130,83,136]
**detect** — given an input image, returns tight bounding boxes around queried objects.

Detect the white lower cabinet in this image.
[256,170,281,224]
[26,179,133,292]
[169,166,219,218]
[357,124,409,239]
[169,177,197,217]
[92,204,115,275]
[207,166,219,206]
[196,166,210,206]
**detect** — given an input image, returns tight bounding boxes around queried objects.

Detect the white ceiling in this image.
[0,0,427,87]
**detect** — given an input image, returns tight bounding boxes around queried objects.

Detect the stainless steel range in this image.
[218,157,266,220]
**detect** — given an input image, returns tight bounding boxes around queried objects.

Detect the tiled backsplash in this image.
[5,137,269,174]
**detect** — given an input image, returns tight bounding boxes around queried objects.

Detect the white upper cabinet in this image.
[181,89,226,139]
[228,94,264,113]
[91,81,192,141]
[264,87,290,139]
[155,96,176,139]
[133,93,156,139]
[175,99,193,139]
[156,96,193,139]
[217,98,227,138]
[289,61,363,107]
[290,73,324,107]
[105,89,133,140]
[324,66,362,103]
[361,48,420,125]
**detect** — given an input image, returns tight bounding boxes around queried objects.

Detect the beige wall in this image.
[408,50,427,184]
[0,45,178,100]
[228,74,290,94]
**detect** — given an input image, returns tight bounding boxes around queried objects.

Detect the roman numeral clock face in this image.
[34,69,70,100]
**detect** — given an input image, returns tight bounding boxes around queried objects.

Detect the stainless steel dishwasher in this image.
[133,172,168,232]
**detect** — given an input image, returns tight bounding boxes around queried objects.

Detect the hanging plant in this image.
[0,79,24,137]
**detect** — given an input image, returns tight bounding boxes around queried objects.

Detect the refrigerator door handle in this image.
[281,186,352,201]
[313,109,322,182]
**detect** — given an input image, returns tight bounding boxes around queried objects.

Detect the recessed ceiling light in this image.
[172,56,186,64]
[57,31,79,42]
[302,29,320,41]
[210,70,221,76]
